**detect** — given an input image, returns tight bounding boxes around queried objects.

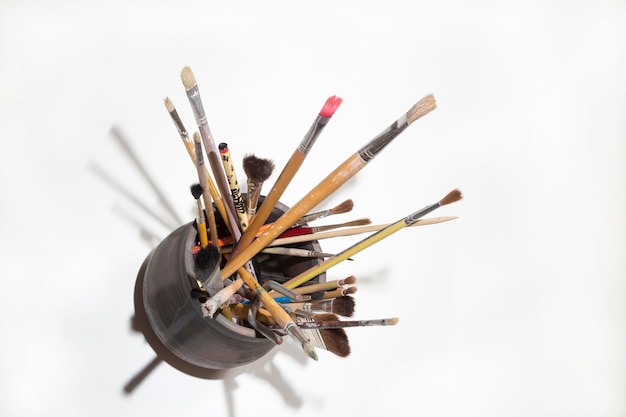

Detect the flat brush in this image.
[293,312,351,357]
[242,153,275,222]
[294,310,399,330]
[291,199,354,228]
[281,188,462,290]
[181,66,240,235]
[190,183,209,248]
[283,295,356,317]
[231,95,343,258]
[221,94,436,280]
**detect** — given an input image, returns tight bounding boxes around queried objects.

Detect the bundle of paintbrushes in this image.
[162,66,461,361]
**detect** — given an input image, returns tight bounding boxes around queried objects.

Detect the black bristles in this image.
[190,183,204,200]
[242,154,275,182]
[193,244,220,280]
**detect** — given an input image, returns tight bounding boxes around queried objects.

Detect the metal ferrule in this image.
[298,115,330,153]
[404,202,441,225]
[358,114,408,162]
[185,85,207,125]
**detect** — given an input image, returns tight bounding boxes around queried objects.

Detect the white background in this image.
[1,1,625,416]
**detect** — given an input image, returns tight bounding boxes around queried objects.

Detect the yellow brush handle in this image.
[197,221,209,248]
[282,219,407,290]
[236,267,294,330]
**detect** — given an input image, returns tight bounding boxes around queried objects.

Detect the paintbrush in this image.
[219,143,249,231]
[164,97,196,163]
[221,94,437,280]
[265,216,458,246]
[217,217,371,245]
[274,218,371,238]
[166,97,231,233]
[216,216,458,252]
[280,189,462,290]
[294,310,398,330]
[283,295,356,317]
[257,247,340,259]
[193,133,222,246]
[292,276,356,295]
[242,154,275,222]
[291,199,354,228]
[293,312,351,357]
[190,183,209,248]
[323,286,357,299]
[193,243,222,296]
[231,95,343,258]
[181,66,240,235]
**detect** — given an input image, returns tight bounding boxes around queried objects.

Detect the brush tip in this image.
[319,95,343,118]
[333,295,356,317]
[181,66,197,90]
[342,276,357,285]
[190,183,204,199]
[242,154,275,182]
[439,188,463,206]
[388,317,399,326]
[332,199,354,214]
[164,97,175,112]
[193,244,220,272]
[343,286,357,295]
[321,328,351,357]
[407,93,437,124]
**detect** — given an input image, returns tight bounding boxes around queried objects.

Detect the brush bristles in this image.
[242,154,275,182]
[319,95,343,118]
[439,188,463,206]
[193,244,220,273]
[321,328,351,357]
[332,296,356,317]
[331,199,354,214]
[388,317,399,326]
[407,94,437,124]
[340,276,357,286]
[190,183,204,200]
[342,218,371,227]
[164,97,175,112]
[181,66,197,90]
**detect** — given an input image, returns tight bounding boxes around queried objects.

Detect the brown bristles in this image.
[339,276,357,286]
[320,328,351,357]
[331,296,356,317]
[407,94,437,125]
[243,154,275,183]
[180,66,196,90]
[330,199,354,215]
[439,188,463,206]
[313,313,351,357]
